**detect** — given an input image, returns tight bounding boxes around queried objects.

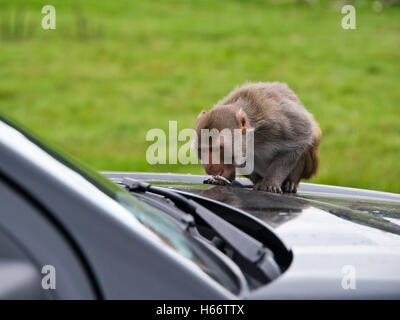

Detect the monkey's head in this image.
[194,106,251,181]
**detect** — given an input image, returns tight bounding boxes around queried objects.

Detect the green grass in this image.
[0,0,399,193]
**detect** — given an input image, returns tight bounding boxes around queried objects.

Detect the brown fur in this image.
[303,125,321,180]
[195,82,321,193]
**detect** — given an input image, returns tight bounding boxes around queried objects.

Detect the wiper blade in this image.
[121,177,282,281]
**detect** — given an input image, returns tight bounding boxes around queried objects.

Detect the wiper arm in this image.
[121,177,282,281]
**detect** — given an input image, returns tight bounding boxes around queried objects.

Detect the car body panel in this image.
[0,119,234,299]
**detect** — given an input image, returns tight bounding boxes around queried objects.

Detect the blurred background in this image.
[0,0,399,192]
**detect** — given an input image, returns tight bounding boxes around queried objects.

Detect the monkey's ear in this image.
[236,108,249,133]
[195,110,210,132]
[197,110,207,121]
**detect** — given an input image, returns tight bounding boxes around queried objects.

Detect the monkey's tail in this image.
[302,126,321,180]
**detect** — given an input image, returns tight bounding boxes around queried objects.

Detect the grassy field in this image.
[0,0,399,193]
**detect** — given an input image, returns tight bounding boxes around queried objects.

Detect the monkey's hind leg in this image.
[282,154,305,194]
[247,172,262,185]
[254,152,301,194]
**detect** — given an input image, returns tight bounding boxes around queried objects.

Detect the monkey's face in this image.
[197,142,236,181]
[194,106,250,181]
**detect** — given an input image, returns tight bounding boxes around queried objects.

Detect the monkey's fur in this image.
[195,82,321,194]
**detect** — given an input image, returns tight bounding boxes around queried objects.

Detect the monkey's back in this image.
[218,82,302,109]
[216,82,318,145]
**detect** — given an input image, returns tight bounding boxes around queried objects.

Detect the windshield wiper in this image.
[121,177,282,282]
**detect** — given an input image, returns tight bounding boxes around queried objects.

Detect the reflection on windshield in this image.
[151,182,400,236]
[172,185,309,228]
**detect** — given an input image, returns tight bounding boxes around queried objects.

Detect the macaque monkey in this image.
[195,82,321,194]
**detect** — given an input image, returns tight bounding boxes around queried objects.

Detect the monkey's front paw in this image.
[282,180,298,193]
[203,175,231,186]
[253,182,282,194]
